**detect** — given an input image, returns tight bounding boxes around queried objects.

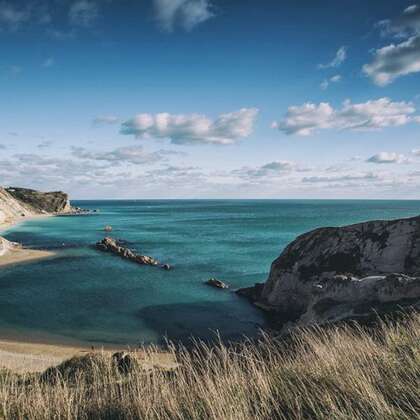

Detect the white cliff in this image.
[238,215,420,331]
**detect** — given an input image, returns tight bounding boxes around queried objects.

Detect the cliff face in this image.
[5,187,72,214]
[239,216,420,331]
[0,187,73,226]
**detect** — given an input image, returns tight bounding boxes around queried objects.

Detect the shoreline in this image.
[0,339,91,374]
[0,214,57,267]
[0,327,144,374]
[0,332,173,374]
[0,247,56,268]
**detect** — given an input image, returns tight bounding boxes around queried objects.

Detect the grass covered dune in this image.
[1,313,419,420]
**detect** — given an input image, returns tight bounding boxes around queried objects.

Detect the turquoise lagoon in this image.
[1,200,419,346]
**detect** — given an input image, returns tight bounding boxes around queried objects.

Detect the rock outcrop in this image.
[0,187,74,225]
[95,237,168,269]
[238,215,420,332]
[5,187,72,214]
[0,186,82,261]
[0,237,21,256]
[205,278,229,289]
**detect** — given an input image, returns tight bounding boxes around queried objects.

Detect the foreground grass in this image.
[1,314,419,420]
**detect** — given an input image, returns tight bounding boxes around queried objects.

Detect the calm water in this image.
[1,200,419,345]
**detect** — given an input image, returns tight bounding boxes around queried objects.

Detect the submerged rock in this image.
[238,215,420,332]
[95,237,169,269]
[205,278,229,289]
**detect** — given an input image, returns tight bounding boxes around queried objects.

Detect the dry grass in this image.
[1,313,419,420]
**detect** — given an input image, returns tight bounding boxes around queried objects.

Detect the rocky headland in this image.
[238,215,420,332]
[0,186,80,266]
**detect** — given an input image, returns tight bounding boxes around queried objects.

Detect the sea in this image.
[0,199,419,346]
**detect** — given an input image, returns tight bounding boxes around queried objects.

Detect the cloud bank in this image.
[366,152,409,164]
[71,145,165,165]
[153,0,214,32]
[318,46,347,69]
[273,98,418,136]
[363,35,420,86]
[121,108,259,145]
[69,0,99,28]
[364,5,420,85]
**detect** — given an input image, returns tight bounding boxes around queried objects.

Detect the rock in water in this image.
[95,237,169,269]
[237,215,420,332]
[205,278,229,289]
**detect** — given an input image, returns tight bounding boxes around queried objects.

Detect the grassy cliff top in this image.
[1,312,419,419]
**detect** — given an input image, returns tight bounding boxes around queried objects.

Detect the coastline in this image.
[0,214,56,268]
[0,339,90,374]
[0,214,64,371]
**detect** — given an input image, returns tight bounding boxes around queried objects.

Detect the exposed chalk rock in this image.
[237,215,420,331]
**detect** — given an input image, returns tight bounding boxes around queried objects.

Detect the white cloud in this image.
[71,145,165,165]
[0,2,30,29]
[273,97,418,136]
[366,152,409,164]
[121,108,259,145]
[3,65,22,78]
[318,46,347,69]
[153,0,214,32]
[302,172,380,184]
[232,161,298,179]
[412,148,420,155]
[377,4,420,38]
[366,5,420,85]
[0,2,50,30]
[42,57,55,68]
[37,140,53,149]
[363,35,420,86]
[320,74,341,90]
[69,0,98,28]
[93,115,120,125]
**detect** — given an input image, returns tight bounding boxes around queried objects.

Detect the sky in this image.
[1,0,420,199]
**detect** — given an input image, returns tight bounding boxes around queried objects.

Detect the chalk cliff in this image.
[238,215,420,331]
[0,187,73,226]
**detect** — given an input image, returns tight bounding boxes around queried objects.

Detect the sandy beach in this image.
[0,339,89,374]
[0,214,56,267]
[0,247,56,268]
[0,214,67,373]
[0,337,177,374]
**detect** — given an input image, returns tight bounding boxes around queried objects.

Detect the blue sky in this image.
[1,0,420,199]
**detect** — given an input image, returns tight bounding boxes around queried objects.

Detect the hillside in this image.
[0,187,74,264]
[1,313,419,419]
[0,187,72,226]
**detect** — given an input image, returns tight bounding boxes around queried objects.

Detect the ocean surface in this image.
[1,200,420,346]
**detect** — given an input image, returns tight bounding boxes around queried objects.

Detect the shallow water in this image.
[1,200,419,345]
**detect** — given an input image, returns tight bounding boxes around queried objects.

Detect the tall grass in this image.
[1,313,419,419]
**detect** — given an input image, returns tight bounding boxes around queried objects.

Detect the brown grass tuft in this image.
[1,313,419,419]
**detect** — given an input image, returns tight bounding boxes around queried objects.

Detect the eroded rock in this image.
[96,237,169,269]
[205,278,229,289]
[238,215,420,332]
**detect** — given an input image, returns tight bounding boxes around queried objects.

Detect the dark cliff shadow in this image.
[137,300,266,346]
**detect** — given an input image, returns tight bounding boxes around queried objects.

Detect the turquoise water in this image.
[1,200,419,345]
